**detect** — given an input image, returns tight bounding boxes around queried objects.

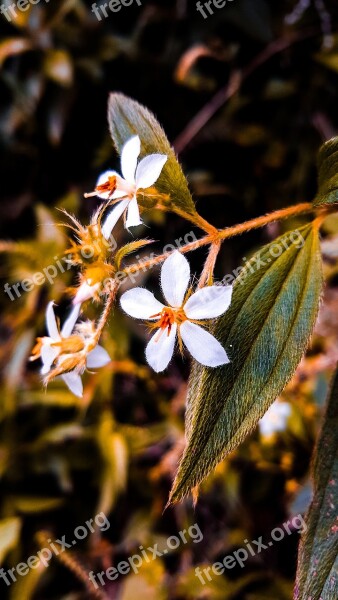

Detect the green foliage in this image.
[108,93,197,216]
[313,137,338,207]
[170,225,323,502]
[295,367,338,600]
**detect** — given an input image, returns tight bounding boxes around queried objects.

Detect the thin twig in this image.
[173,30,318,154]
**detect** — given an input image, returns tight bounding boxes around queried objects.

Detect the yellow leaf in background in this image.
[3,330,35,396]
[1,0,33,28]
[120,560,167,600]
[315,52,338,73]
[36,204,66,247]
[43,49,74,87]
[9,497,64,514]
[20,389,82,408]
[96,414,129,515]
[8,562,46,600]
[0,517,21,565]
[0,38,32,67]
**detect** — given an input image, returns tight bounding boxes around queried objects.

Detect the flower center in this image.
[151,307,187,337]
[95,176,117,197]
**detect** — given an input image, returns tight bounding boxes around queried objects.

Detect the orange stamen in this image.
[150,307,187,340]
[84,176,117,198]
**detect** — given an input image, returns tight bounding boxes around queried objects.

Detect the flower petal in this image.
[61,303,81,337]
[61,372,83,397]
[101,199,129,239]
[135,154,167,189]
[41,343,59,375]
[46,302,60,340]
[95,170,122,200]
[120,288,165,319]
[121,135,140,183]
[161,250,190,307]
[87,346,111,369]
[73,282,100,305]
[145,323,177,373]
[184,285,232,320]
[180,321,230,367]
[125,197,142,228]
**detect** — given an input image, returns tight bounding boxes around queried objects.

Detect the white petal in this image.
[121,135,140,182]
[125,197,142,228]
[61,372,83,397]
[41,343,59,374]
[73,282,100,305]
[184,285,232,320]
[135,154,167,189]
[61,304,81,337]
[87,346,111,369]
[120,288,164,319]
[101,199,129,239]
[145,323,177,373]
[95,170,119,200]
[161,250,190,307]
[180,321,229,367]
[46,302,60,340]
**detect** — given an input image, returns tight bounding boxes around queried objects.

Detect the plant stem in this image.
[155,203,218,235]
[123,202,313,276]
[95,282,118,342]
[198,241,221,288]
[97,201,314,336]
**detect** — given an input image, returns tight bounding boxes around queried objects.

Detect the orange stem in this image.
[124,202,313,276]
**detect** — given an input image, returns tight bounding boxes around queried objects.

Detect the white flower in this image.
[73,281,101,305]
[31,302,111,397]
[120,250,232,372]
[90,135,167,236]
[259,401,291,437]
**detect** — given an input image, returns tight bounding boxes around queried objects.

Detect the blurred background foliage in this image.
[1,0,338,598]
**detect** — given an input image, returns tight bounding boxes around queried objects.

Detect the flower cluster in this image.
[30,302,110,397]
[31,134,233,396]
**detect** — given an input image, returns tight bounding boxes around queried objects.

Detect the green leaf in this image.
[114,238,155,270]
[108,93,197,216]
[313,137,338,207]
[295,367,338,600]
[169,224,323,503]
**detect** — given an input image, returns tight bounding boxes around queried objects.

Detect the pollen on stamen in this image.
[84,176,117,199]
[150,307,176,340]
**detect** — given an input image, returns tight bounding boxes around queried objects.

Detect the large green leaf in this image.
[108,93,197,216]
[313,137,338,207]
[169,224,323,503]
[294,367,338,600]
